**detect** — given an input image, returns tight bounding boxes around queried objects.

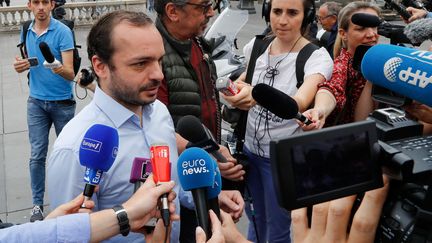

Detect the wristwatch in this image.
[112,205,130,236]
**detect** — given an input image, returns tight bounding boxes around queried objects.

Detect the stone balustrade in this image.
[0,0,146,32]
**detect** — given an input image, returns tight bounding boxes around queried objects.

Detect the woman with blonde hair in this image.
[304,1,381,128]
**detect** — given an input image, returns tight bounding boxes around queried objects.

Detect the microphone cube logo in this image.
[84,167,103,185]
[383,57,403,82]
[81,138,102,152]
[182,159,210,175]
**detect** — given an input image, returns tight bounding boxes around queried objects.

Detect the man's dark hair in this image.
[154,0,188,17]
[87,10,153,69]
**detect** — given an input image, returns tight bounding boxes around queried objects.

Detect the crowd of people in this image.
[1,0,432,242]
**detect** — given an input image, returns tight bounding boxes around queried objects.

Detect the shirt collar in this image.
[93,86,155,128]
[29,16,56,33]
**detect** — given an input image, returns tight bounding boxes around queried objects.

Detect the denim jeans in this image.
[244,147,291,243]
[27,97,75,206]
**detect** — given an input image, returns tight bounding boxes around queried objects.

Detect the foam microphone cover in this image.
[39,41,55,63]
[361,44,432,107]
[404,18,432,45]
[177,147,215,190]
[252,83,299,119]
[353,45,372,71]
[351,13,382,27]
[79,124,119,172]
[207,159,222,200]
[176,115,207,143]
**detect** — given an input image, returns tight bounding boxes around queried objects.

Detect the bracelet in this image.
[112,205,130,236]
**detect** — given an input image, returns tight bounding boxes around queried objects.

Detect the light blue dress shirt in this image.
[47,86,192,242]
[0,213,90,243]
[427,12,432,18]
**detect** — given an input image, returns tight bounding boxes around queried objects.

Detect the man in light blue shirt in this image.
[47,10,191,242]
[13,0,76,222]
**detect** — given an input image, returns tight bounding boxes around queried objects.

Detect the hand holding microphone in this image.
[177,147,216,240]
[39,41,62,69]
[150,144,172,228]
[79,124,119,207]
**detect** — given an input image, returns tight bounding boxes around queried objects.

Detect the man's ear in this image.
[91,55,108,81]
[165,2,181,22]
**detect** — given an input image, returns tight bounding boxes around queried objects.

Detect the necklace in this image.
[263,35,303,85]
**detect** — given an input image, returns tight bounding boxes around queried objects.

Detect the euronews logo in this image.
[182,159,210,175]
[81,138,102,152]
[383,57,431,88]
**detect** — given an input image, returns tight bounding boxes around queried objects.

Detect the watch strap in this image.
[112,205,130,236]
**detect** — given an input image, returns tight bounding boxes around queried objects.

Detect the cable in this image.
[245,183,260,243]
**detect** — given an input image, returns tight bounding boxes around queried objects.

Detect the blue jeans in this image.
[244,147,291,243]
[27,97,75,206]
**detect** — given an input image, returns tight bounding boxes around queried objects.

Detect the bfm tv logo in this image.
[383,51,432,89]
[181,159,210,176]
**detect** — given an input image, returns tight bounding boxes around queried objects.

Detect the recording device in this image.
[270,120,383,210]
[177,147,215,240]
[128,157,157,228]
[207,159,222,219]
[150,144,171,227]
[79,68,95,87]
[401,0,426,10]
[404,18,432,45]
[28,57,39,67]
[251,83,312,125]
[350,13,414,45]
[361,44,432,108]
[384,0,412,20]
[216,77,239,96]
[176,115,228,163]
[129,157,152,192]
[79,124,119,204]
[39,42,62,69]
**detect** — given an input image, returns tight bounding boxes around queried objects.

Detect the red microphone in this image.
[150,143,171,227]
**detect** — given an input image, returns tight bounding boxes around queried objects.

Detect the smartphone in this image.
[28,57,39,67]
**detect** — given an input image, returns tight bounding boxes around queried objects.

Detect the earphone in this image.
[262,0,316,29]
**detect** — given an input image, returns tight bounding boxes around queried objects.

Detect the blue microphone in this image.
[79,124,119,203]
[207,159,222,219]
[361,44,432,107]
[177,147,215,240]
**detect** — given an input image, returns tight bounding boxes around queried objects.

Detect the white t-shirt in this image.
[243,37,333,158]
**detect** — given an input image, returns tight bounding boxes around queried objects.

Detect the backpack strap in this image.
[245,34,274,84]
[17,20,32,58]
[295,42,319,88]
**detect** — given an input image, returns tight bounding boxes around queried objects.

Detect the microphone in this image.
[177,147,215,239]
[404,18,432,45]
[251,83,312,125]
[150,143,171,227]
[351,13,382,27]
[384,0,412,20]
[207,159,222,219]
[361,44,432,107]
[79,124,119,204]
[176,115,228,163]
[129,157,152,192]
[39,42,62,69]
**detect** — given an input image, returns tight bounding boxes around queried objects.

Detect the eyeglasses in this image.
[317,15,334,22]
[184,1,215,14]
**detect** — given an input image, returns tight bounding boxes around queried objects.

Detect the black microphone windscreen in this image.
[39,42,55,63]
[352,45,372,72]
[351,13,382,27]
[176,115,207,143]
[404,18,432,44]
[252,83,299,119]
